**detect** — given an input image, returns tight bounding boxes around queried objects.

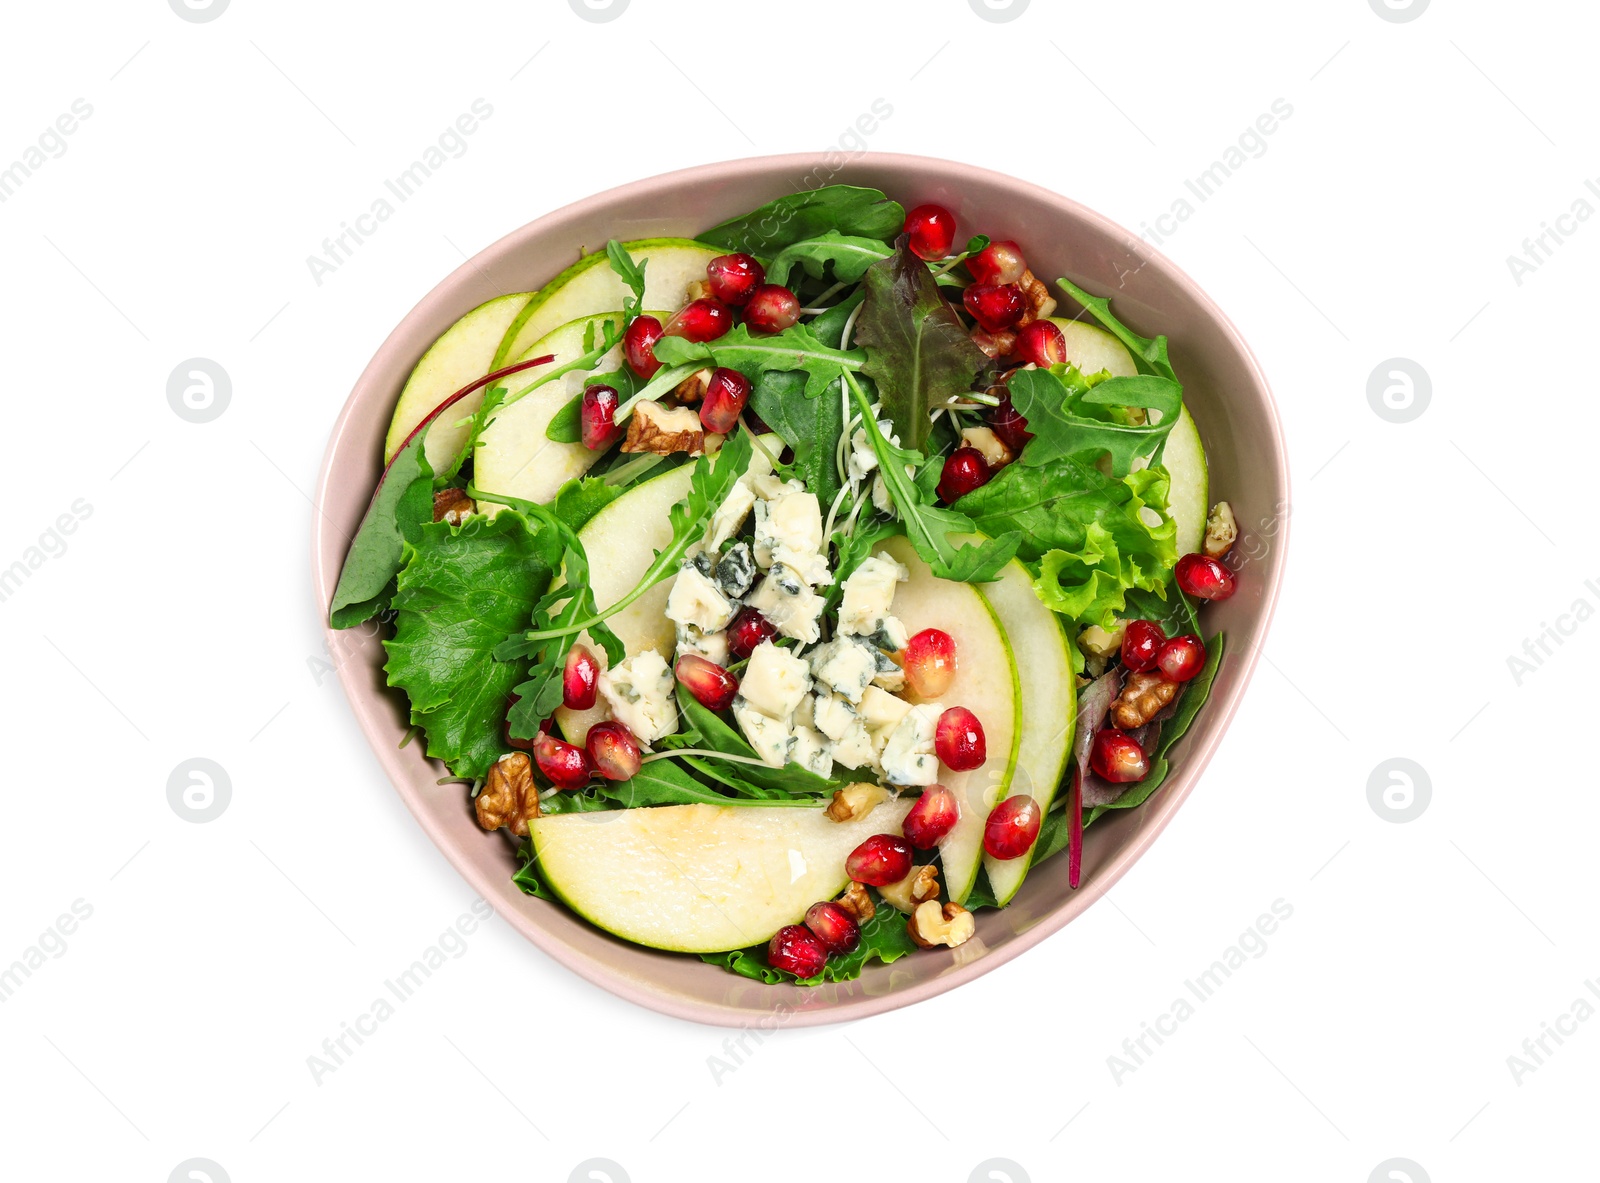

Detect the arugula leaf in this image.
[537,757,820,813]
[1006,366,1182,477]
[702,904,917,985]
[383,513,559,777]
[662,687,842,797]
[748,370,844,510]
[605,239,647,321]
[329,422,436,628]
[652,324,866,401]
[766,232,893,290]
[1055,278,1178,383]
[854,237,993,451]
[700,185,904,255]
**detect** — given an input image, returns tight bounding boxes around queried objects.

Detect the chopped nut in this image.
[1078,620,1126,659]
[879,864,940,914]
[672,367,712,404]
[960,426,1014,469]
[907,901,976,949]
[1204,501,1239,559]
[1111,670,1181,729]
[826,782,887,823]
[685,279,712,302]
[475,752,539,837]
[971,328,1017,359]
[432,487,474,525]
[836,881,876,924]
[1013,269,1058,328]
[622,399,706,456]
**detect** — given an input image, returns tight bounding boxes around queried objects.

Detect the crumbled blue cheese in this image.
[733,696,793,767]
[746,563,825,643]
[790,724,833,778]
[793,690,817,732]
[704,448,773,550]
[713,541,757,599]
[665,563,736,633]
[829,719,878,771]
[858,684,913,743]
[739,640,812,720]
[752,474,804,501]
[869,646,906,692]
[868,616,909,653]
[811,689,857,742]
[754,490,823,570]
[880,703,943,786]
[838,553,909,637]
[598,650,678,744]
[773,545,832,588]
[808,636,878,704]
[676,623,729,667]
[846,425,880,483]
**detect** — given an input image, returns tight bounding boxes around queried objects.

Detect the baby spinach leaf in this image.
[702,903,916,985]
[701,185,905,256]
[767,232,893,290]
[329,422,437,628]
[748,369,844,510]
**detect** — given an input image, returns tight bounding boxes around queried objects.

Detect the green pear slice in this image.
[879,536,1019,904]
[978,551,1077,905]
[531,798,914,953]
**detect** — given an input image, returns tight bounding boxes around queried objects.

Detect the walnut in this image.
[685,279,712,302]
[1204,501,1239,559]
[432,487,474,525]
[836,881,876,924]
[971,328,1017,359]
[672,368,712,404]
[1013,269,1058,327]
[826,782,887,823]
[475,752,539,837]
[879,864,940,914]
[1078,620,1126,659]
[622,399,705,456]
[1111,670,1181,729]
[907,901,975,949]
[960,426,1014,469]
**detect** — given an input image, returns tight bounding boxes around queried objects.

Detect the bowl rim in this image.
[311,151,1290,1027]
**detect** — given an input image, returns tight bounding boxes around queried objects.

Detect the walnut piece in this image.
[1111,670,1181,729]
[432,487,475,525]
[836,881,876,924]
[879,864,940,914]
[622,399,706,456]
[475,752,539,837]
[1204,501,1239,559]
[908,901,976,949]
[1078,620,1126,659]
[673,368,712,404]
[960,425,1014,469]
[826,782,888,823]
[972,328,1017,359]
[1014,269,1058,328]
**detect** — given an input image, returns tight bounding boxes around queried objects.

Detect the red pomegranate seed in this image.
[1013,320,1066,367]
[664,298,732,343]
[585,720,641,781]
[1156,634,1206,682]
[1090,728,1149,783]
[705,253,765,305]
[903,784,959,849]
[699,367,751,434]
[937,447,991,503]
[623,315,664,379]
[935,707,986,771]
[675,653,739,711]
[804,901,861,954]
[904,628,957,699]
[563,644,599,710]
[579,385,621,451]
[1175,553,1236,601]
[987,393,1033,452]
[983,794,1041,860]
[743,285,800,334]
[534,732,591,790]
[904,203,957,260]
[967,240,1027,286]
[768,924,828,977]
[726,608,776,661]
[1120,619,1166,673]
[963,283,1027,333]
[846,834,913,886]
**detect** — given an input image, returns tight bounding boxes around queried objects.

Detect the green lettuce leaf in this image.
[766,231,893,290]
[700,185,905,256]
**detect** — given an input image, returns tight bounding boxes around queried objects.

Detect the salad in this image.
[329,184,1240,985]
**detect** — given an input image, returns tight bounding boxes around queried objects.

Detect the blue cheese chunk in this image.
[790,725,833,778]
[811,689,858,742]
[746,563,825,644]
[704,449,773,550]
[858,685,913,739]
[829,719,878,772]
[676,624,729,667]
[808,637,878,704]
[713,541,757,599]
[739,640,812,720]
[772,545,832,588]
[838,554,909,637]
[733,697,793,767]
[598,650,679,744]
[869,645,906,692]
[753,489,822,569]
[665,563,736,633]
[880,703,943,786]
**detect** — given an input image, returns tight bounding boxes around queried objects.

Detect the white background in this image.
[2,1,1593,1180]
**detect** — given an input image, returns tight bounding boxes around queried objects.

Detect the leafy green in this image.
[512,841,556,900]
[767,232,893,290]
[700,185,904,256]
[1154,633,1224,760]
[652,323,866,401]
[854,237,993,451]
[1005,366,1182,477]
[538,757,818,813]
[549,476,618,534]
[383,513,559,777]
[701,904,917,985]
[1034,522,1169,629]
[748,369,844,509]
[546,367,637,444]
[1055,278,1178,383]
[605,239,647,321]
[821,518,902,619]
[661,687,841,797]
[329,422,436,628]
[1085,758,1171,826]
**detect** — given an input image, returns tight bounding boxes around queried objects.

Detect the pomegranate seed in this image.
[1175,553,1236,601]
[585,720,641,782]
[904,203,957,260]
[623,315,664,379]
[534,733,591,790]
[1156,634,1206,682]
[935,707,986,771]
[987,393,1033,452]
[804,901,861,954]
[904,628,957,699]
[743,285,800,333]
[846,834,913,886]
[664,298,732,343]
[699,367,751,434]
[903,784,959,849]
[983,794,1041,860]
[725,608,776,661]
[579,385,621,451]
[967,240,1027,286]
[563,644,599,710]
[963,283,1027,333]
[1090,728,1149,783]
[675,653,739,711]
[1121,619,1166,672]
[937,447,991,504]
[705,253,765,305]
[1012,320,1067,367]
[768,924,828,977]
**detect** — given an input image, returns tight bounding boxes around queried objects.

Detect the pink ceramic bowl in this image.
[311,153,1288,1027]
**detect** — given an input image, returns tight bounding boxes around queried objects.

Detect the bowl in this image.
[311,152,1289,1026]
